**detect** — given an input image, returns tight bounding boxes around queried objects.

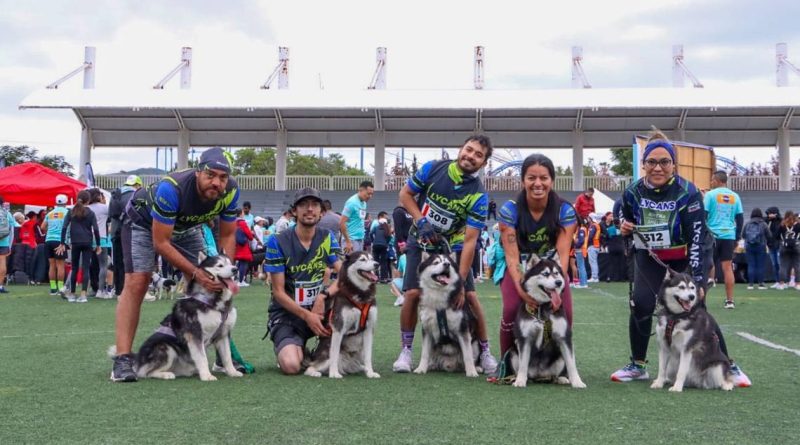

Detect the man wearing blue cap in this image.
[110,147,241,382]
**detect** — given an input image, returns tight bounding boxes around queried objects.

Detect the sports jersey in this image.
[704,187,743,240]
[407,160,488,251]
[126,169,239,234]
[342,194,367,240]
[45,206,69,242]
[621,175,706,282]
[498,198,576,258]
[265,227,340,314]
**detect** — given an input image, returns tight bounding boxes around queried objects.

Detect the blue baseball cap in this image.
[198,147,233,174]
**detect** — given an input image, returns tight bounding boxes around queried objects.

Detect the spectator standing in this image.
[317,199,342,241]
[392,205,413,253]
[0,197,20,294]
[41,194,70,296]
[108,175,142,296]
[370,214,393,282]
[487,198,497,220]
[57,190,101,303]
[586,215,602,283]
[242,201,255,229]
[777,211,800,290]
[88,188,112,298]
[765,206,782,287]
[574,187,595,220]
[704,171,744,309]
[234,208,254,287]
[339,181,374,253]
[742,208,771,290]
[573,217,589,289]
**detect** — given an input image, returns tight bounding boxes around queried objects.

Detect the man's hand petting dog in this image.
[516,283,538,310]
[305,311,331,337]
[194,269,225,293]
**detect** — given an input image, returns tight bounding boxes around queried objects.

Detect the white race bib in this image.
[634,224,671,249]
[422,202,455,232]
[359,209,366,219]
[294,280,323,307]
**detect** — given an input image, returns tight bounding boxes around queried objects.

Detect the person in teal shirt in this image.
[704,171,744,309]
[0,196,21,293]
[390,250,407,307]
[339,181,374,253]
[40,194,71,296]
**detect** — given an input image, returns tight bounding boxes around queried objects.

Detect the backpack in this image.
[744,222,764,245]
[0,211,10,239]
[236,227,248,246]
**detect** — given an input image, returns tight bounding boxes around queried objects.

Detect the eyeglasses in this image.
[643,158,673,169]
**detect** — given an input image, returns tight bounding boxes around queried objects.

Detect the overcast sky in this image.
[2,0,799,174]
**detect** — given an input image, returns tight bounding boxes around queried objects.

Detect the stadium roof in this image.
[19,87,800,148]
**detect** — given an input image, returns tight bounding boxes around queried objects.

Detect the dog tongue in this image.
[549,289,562,311]
[436,274,451,285]
[222,278,239,295]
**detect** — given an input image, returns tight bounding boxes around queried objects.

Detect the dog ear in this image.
[527,253,541,269]
[198,251,207,263]
[420,251,430,263]
[550,252,561,268]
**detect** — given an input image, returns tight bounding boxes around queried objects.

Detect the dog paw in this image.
[466,370,479,378]
[200,374,218,382]
[366,371,381,379]
[413,367,427,375]
[226,370,244,378]
[650,380,665,389]
[512,378,528,388]
[721,381,734,391]
[668,385,683,393]
[556,376,570,385]
[570,379,587,389]
[305,369,322,378]
[329,372,343,379]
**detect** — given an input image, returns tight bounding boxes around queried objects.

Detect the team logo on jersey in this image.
[640,198,676,211]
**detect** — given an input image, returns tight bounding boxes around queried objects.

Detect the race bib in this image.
[421,202,455,232]
[634,224,671,249]
[359,209,366,219]
[294,280,323,307]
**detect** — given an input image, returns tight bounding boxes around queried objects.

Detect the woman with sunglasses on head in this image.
[610,128,751,387]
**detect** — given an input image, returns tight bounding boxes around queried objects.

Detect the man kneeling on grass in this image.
[264,188,342,374]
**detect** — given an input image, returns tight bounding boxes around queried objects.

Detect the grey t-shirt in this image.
[318,212,341,241]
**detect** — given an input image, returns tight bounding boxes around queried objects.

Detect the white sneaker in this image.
[239,281,250,287]
[758,284,768,290]
[776,284,787,290]
[144,293,156,302]
[66,294,76,303]
[95,290,113,299]
[393,296,405,307]
[479,350,499,374]
[747,285,754,290]
[588,278,599,283]
[392,348,413,373]
[770,282,780,289]
[77,296,88,303]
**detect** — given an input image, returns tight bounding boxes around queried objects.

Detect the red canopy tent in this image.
[0,162,86,206]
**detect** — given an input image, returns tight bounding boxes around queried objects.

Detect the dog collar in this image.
[524,304,553,344]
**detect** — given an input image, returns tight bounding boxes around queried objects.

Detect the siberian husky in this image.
[414,252,481,377]
[651,271,734,392]
[508,254,586,388]
[110,252,242,381]
[304,252,381,379]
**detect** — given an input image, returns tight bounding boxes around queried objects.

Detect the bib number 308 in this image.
[422,203,454,231]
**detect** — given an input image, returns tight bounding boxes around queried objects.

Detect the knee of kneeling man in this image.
[279,360,303,375]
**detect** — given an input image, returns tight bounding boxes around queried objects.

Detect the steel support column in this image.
[374,131,386,191]
[572,129,584,191]
[778,127,791,191]
[177,129,189,169]
[276,130,288,191]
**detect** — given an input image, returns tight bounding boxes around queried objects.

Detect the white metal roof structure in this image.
[17,44,800,191]
[19,87,800,148]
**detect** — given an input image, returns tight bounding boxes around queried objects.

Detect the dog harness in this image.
[435,309,451,341]
[154,293,230,340]
[524,304,553,345]
[328,293,373,333]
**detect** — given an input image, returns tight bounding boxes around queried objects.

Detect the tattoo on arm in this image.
[508,234,517,244]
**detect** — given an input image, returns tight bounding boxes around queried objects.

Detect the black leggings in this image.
[628,251,728,362]
[69,243,93,293]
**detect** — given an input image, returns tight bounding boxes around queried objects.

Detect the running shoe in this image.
[392,348,413,373]
[610,362,649,382]
[724,300,735,309]
[110,354,138,382]
[479,350,499,374]
[730,363,752,388]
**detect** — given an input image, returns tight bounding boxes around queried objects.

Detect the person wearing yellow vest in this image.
[587,216,602,283]
[573,217,590,288]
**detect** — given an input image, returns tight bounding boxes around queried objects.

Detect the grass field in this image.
[1,279,799,444]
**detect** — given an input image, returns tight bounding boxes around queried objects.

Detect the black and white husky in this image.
[111,252,243,381]
[414,252,481,377]
[508,255,586,388]
[304,252,381,379]
[651,271,734,392]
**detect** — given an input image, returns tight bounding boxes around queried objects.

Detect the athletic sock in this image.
[634,359,647,368]
[479,340,490,353]
[50,280,57,291]
[57,280,64,290]
[401,330,415,350]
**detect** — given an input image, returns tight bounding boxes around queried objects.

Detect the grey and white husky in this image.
[650,271,734,392]
[508,254,586,388]
[110,252,242,381]
[304,251,381,379]
[414,252,481,377]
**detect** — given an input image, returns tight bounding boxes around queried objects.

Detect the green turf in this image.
[1,280,799,444]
